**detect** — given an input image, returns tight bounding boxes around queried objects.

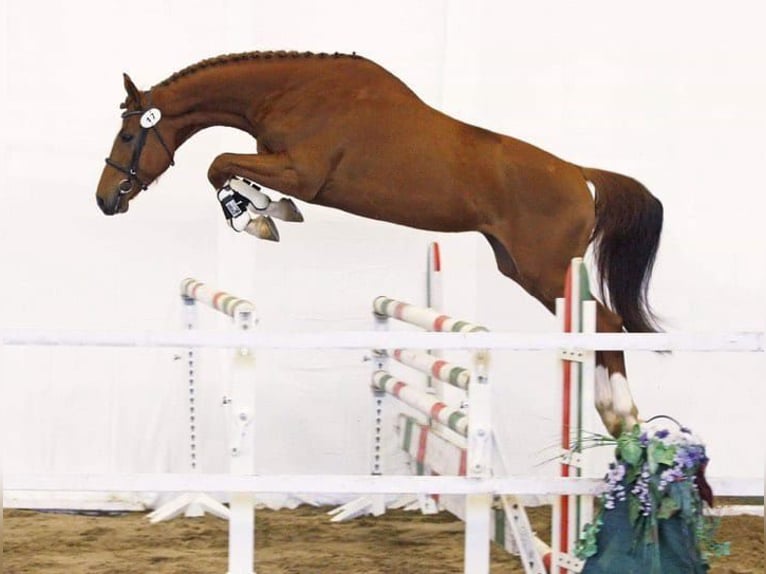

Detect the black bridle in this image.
[104,97,175,195]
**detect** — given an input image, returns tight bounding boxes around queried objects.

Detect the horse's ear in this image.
[123,73,141,106]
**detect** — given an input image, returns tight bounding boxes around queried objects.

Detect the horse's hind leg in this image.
[482,232,520,278]
[482,231,639,437]
[594,306,639,436]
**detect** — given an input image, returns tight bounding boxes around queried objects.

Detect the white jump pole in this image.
[372,296,490,334]
[390,348,471,390]
[180,279,257,574]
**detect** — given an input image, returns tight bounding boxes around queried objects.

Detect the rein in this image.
[105,95,175,194]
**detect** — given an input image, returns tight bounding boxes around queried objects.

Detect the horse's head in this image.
[96,74,176,215]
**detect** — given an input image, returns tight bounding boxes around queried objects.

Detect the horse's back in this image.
[253,55,594,241]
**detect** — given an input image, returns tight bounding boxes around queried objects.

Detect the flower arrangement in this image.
[575,418,729,572]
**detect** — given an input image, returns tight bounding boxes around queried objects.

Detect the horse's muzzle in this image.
[96,192,126,216]
[96,194,112,215]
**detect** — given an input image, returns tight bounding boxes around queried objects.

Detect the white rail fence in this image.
[4,331,761,500]
[0,329,762,351]
[3,327,763,574]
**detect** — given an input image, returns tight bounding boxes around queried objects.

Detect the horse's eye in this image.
[120,132,134,143]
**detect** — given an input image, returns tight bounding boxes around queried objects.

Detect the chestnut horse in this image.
[96,51,663,437]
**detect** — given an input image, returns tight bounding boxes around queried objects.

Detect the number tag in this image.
[140,108,162,128]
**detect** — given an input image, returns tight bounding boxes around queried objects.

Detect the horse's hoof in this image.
[245,215,280,241]
[278,198,304,222]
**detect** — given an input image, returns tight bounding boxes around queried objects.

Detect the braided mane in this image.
[156,50,361,88]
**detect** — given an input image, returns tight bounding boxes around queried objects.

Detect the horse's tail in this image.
[582,166,664,333]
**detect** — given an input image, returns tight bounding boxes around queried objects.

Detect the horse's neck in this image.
[151,81,255,144]
[150,55,380,149]
[152,65,295,145]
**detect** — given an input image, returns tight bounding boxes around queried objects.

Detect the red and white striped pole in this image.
[552,258,596,573]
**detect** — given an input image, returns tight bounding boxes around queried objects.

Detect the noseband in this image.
[104,96,175,195]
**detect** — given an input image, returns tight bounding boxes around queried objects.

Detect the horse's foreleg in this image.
[595,304,639,437]
[227,177,304,223]
[208,152,301,191]
[209,152,306,240]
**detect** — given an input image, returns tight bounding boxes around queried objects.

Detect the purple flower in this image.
[630,463,654,516]
[659,467,685,492]
[655,429,670,439]
[601,463,628,509]
[675,444,708,470]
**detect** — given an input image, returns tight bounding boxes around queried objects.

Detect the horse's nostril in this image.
[96,194,116,215]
